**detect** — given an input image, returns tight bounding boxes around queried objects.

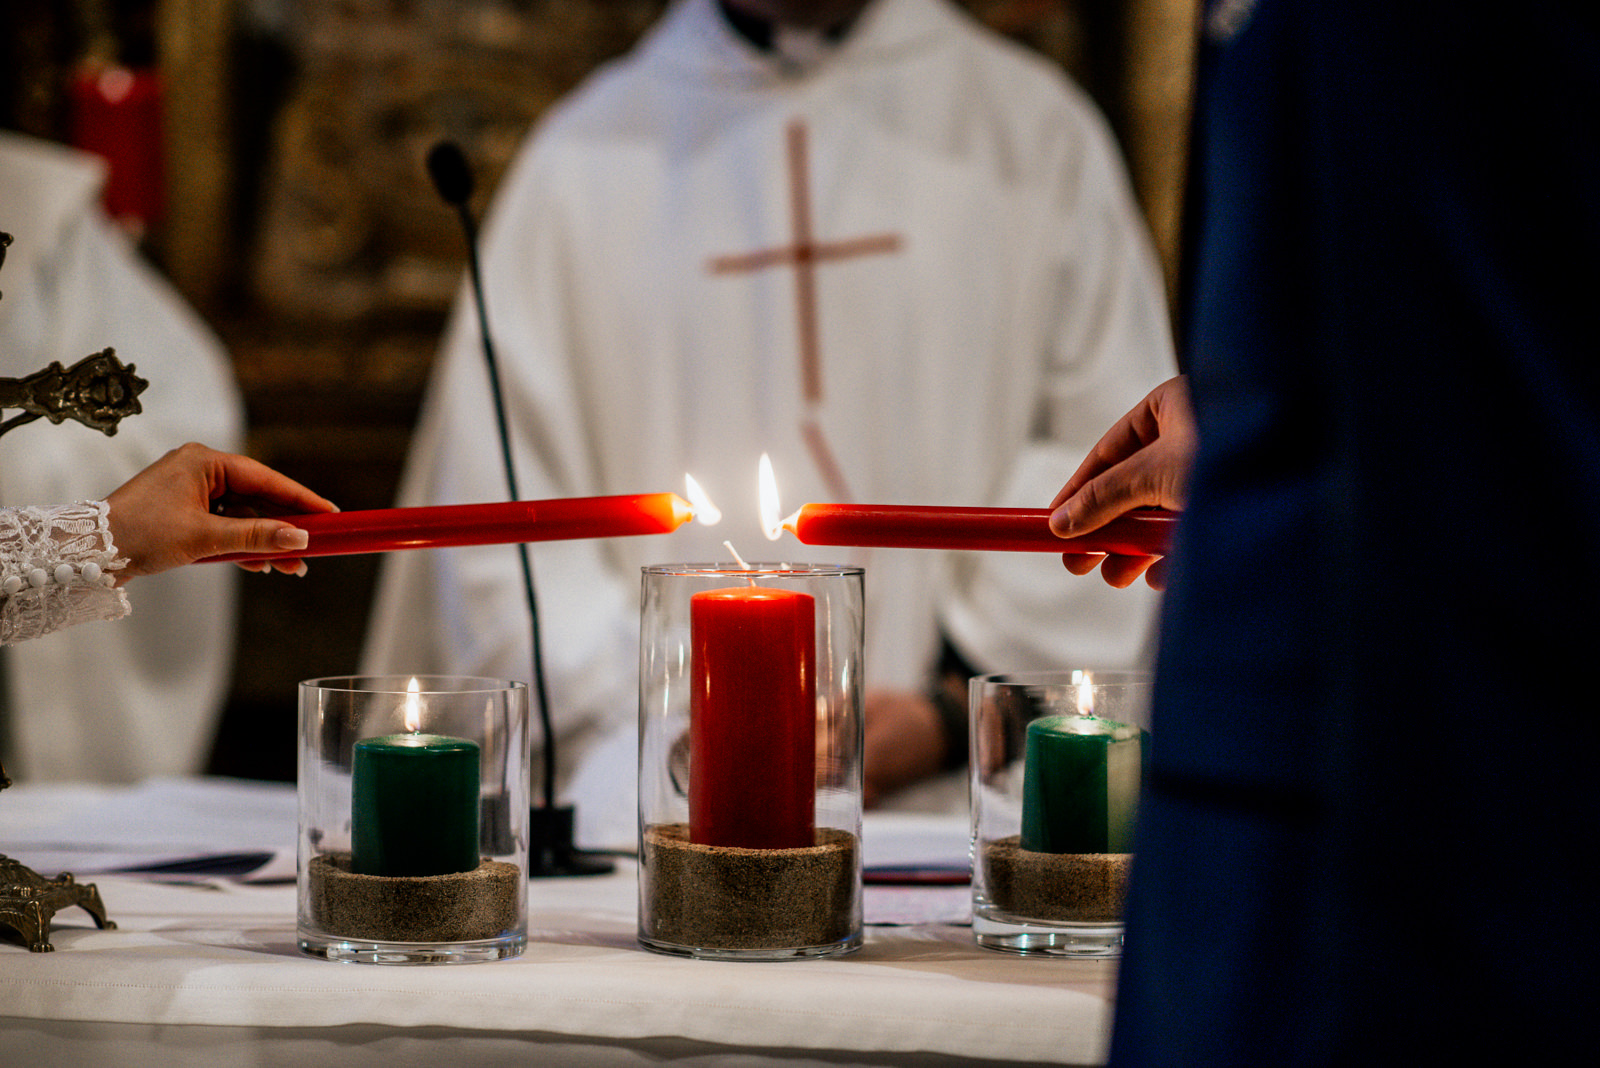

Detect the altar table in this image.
[0,779,1115,1067]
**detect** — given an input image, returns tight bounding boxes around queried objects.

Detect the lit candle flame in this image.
[1074,669,1095,718]
[684,473,721,526]
[759,453,783,540]
[404,676,423,733]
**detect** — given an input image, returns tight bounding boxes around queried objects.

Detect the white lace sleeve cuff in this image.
[0,500,131,645]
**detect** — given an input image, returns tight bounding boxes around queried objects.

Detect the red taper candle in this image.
[689,585,816,850]
[782,504,1176,556]
[213,493,693,563]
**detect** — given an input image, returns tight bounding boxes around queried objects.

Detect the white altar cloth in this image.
[0,779,1115,1066]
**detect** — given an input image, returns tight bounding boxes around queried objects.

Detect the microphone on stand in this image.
[426,140,613,877]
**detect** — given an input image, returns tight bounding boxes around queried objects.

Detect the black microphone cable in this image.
[426,140,612,876]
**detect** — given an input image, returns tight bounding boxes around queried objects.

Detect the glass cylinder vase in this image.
[297,674,529,964]
[970,670,1151,957]
[638,562,864,960]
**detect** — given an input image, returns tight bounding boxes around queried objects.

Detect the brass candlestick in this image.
[0,228,129,949]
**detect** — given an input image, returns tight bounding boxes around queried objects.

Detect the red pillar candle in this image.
[213,493,694,564]
[784,504,1175,557]
[689,585,816,850]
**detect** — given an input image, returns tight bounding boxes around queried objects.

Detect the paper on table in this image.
[0,776,296,881]
[865,884,972,926]
[859,812,973,925]
[2,776,296,850]
[5,782,977,898]
[8,848,296,883]
[861,812,971,871]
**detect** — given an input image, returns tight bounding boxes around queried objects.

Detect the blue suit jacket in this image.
[1111,2,1600,1062]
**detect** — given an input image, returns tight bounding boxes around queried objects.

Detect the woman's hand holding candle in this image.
[1048,375,1195,590]
[105,442,338,581]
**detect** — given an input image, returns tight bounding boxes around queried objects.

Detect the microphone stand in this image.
[427,143,613,877]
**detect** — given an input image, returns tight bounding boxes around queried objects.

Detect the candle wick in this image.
[723,540,758,586]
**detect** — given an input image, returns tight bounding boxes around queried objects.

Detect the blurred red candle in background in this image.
[71,65,165,234]
[689,585,816,850]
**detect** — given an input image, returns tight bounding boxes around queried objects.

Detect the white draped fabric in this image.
[0,131,244,782]
[363,0,1175,837]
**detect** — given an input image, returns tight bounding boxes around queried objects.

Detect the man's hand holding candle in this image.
[1049,376,1195,590]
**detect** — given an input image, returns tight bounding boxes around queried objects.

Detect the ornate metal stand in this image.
[0,231,148,441]
[1,761,117,951]
[0,348,148,439]
[0,228,135,948]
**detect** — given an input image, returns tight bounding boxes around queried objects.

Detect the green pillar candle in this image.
[352,732,481,877]
[1019,714,1144,854]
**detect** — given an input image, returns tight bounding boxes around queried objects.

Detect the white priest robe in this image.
[0,131,244,782]
[363,0,1176,841]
